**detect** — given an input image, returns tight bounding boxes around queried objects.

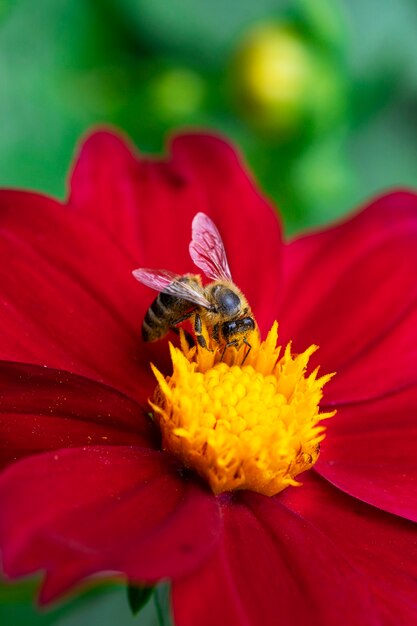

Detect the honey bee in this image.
[133,213,259,362]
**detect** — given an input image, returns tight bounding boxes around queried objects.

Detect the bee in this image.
[133,212,259,362]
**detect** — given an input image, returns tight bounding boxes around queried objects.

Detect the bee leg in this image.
[220,339,238,361]
[172,310,195,326]
[197,334,209,349]
[212,323,220,343]
[241,338,252,365]
[194,312,202,334]
[194,313,213,352]
[169,310,197,348]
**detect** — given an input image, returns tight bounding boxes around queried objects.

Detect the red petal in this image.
[0,446,220,602]
[69,131,283,333]
[316,384,417,522]
[282,473,417,625]
[0,190,160,402]
[0,361,156,467]
[68,130,148,261]
[172,493,378,626]
[280,191,417,401]
[323,305,417,403]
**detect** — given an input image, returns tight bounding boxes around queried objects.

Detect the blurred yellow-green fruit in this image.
[232,23,345,137]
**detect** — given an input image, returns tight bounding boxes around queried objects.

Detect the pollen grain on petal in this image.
[150,322,335,496]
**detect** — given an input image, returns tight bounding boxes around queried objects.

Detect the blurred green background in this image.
[0,0,416,623]
[1,0,416,235]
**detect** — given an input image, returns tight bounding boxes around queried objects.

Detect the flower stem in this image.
[154,587,165,626]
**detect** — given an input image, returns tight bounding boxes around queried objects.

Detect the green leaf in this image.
[126,584,154,616]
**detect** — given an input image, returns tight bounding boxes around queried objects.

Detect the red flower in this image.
[0,130,417,626]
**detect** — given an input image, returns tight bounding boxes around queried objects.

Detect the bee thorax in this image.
[210,285,242,317]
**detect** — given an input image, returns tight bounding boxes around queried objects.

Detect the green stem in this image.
[154,588,165,626]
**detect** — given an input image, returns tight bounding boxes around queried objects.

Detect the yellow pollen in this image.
[150,321,335,496]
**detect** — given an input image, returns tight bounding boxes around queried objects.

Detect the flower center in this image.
[150,321,335,496]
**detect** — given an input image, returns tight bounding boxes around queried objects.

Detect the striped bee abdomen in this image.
[142,290,195,342]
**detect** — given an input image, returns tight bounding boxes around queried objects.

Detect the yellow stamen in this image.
[150,321,335,496]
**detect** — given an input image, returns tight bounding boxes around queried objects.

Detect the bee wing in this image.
[132,268,212,309]
[189,212,232,281]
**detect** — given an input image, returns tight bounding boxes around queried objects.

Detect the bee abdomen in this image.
[142,292,192,342]
[142,294,171,342]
